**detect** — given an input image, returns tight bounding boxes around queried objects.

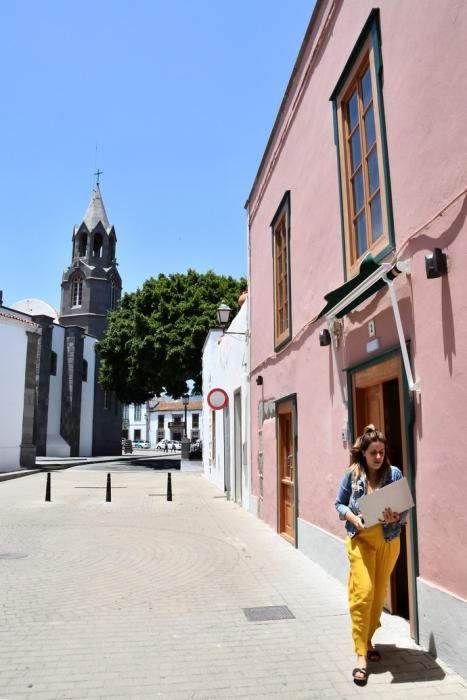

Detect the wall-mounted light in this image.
[216,302,247,336]
[319,329,331,346]
[256,375,263,386]
[425,248,448,279]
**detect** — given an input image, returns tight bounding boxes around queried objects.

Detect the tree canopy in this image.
[96,269,247,402]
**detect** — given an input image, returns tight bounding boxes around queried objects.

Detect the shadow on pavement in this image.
[369,644,446,683]
[115,458,180,470]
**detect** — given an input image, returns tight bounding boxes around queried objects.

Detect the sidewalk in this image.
[0,470,466,699]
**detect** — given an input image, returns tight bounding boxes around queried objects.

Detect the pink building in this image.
[246,0,467,677]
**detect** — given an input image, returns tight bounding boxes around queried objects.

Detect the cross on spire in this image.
[94,168,104,186]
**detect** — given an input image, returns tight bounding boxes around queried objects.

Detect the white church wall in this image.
[0,315,29,471]
[79,336,96,456]
[46,324,70,457]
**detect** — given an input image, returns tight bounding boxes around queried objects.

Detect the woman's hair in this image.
[349,424,390,485]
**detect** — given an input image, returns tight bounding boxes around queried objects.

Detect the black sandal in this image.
[352,667,369,686]
[367,648,382,662]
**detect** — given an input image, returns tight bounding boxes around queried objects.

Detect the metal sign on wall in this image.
[207,388,228,410]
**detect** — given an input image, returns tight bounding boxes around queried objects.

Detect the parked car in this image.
[140,441,150,449]
[133,440,142,449]
[155,439,181,451]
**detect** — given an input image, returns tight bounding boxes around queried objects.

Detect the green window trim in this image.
[271,191,292,352]
[330,9,395,281]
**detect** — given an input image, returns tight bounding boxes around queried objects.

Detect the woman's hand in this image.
[347,512,365,531]
[379,508,401,525]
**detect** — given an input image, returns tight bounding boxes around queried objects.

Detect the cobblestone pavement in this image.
[0,471,466,700]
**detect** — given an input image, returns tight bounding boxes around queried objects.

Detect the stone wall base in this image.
[417,577,467,681]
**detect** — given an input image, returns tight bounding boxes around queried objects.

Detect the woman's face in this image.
[363,440,386,473]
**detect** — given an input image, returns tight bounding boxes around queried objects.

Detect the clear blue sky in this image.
[1,1,315,311]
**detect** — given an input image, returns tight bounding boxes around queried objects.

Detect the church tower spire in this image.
[58,183,122,339]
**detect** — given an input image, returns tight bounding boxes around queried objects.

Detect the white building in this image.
[149,397,203,445]
[122,402,149,443]
[202,296,250,508]
[123,397,203,446]
[0,305,41,471]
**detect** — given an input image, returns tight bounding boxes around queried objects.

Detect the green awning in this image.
[317,255,394,320]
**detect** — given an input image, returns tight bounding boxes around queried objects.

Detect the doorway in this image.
[276,397,297,545]
[352,353,414,633]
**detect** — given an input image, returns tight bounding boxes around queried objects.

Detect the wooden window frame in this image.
[331,10,395,279]
[271,191,292,351]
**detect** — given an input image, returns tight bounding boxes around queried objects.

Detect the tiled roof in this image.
[152,400,202,412]
[0,310,40,329]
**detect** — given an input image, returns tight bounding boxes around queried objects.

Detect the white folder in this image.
[358,477,414,528]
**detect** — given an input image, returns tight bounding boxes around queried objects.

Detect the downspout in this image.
[383,266,420,393]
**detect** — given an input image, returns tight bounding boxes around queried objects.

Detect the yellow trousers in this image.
[346,525,400,655]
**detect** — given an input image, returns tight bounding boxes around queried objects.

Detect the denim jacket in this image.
[335,465,407,542]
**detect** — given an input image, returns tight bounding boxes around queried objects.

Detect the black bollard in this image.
[167,472,172,501]
[45,472,51,502]
[106,473,111,502]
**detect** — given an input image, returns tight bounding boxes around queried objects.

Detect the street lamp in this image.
[181,393,190,460]
[216,302,247,336]
[181,393,189,438]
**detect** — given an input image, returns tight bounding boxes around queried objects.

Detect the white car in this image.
[155,440,181,451]
[140,441,151,449]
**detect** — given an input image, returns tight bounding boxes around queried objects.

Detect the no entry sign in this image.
[207,388,228,410]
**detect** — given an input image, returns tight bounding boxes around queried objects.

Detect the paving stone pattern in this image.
[0,471,466,699]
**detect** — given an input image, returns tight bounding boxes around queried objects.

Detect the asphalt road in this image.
[69,452,181,472]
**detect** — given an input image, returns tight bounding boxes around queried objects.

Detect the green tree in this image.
[96,269,247,402]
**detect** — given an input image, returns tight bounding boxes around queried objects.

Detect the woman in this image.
[335,424,406,686]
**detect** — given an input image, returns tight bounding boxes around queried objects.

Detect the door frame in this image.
[233,388,242,504]
[347,345,420,641]
[223,403,231,499]
[275,393,298,548]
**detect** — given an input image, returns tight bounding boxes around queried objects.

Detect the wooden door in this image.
[277,400,295,544]
[352,355,415,635]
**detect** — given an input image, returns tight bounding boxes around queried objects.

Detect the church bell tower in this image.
[59,182,122,339]
[58,179,123,456]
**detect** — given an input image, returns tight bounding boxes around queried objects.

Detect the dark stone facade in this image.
[60,326,85,456]
[32,315,55,456]
[20,330,40,468]
[92,358,123,456]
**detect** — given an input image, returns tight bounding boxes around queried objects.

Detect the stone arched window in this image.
[79,233,87,257]
[82,359,88,382]
[71,275,84,307]
[109,236,116,261]
[50,351,57,376]
[93,233,103,258]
